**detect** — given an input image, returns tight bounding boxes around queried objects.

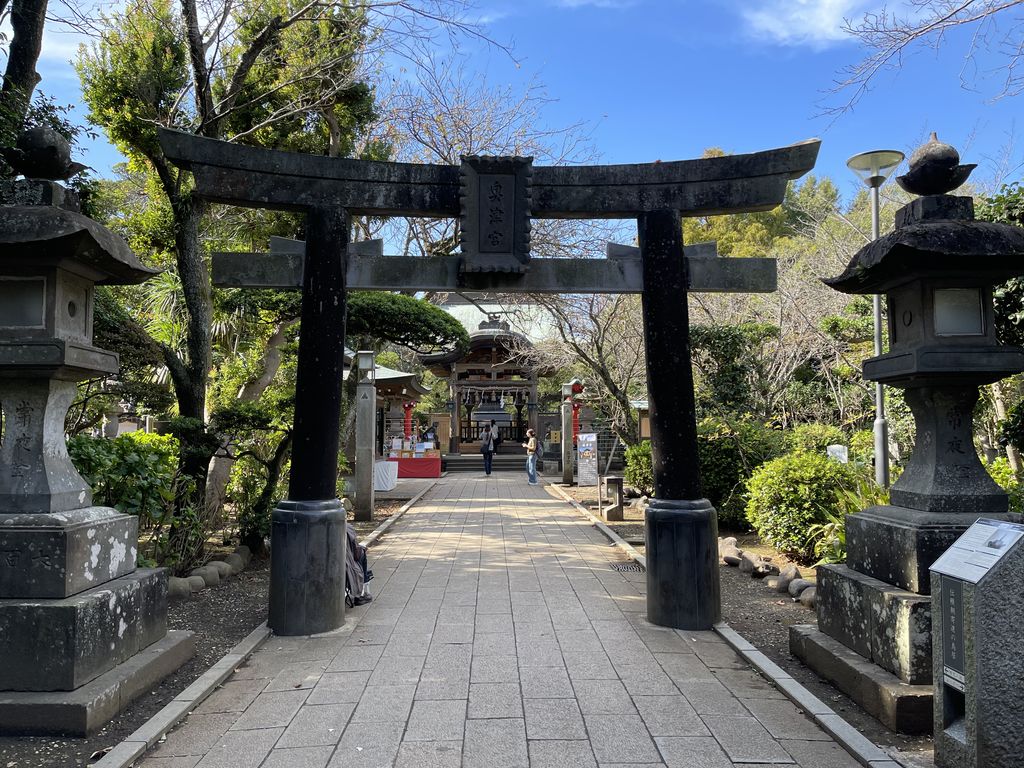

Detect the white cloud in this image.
[555,0,638,8]
[741,0,870,47]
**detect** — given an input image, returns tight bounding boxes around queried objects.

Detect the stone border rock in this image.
[717,538,817,610]
[168,544,253,600]
[550,482,901,768]
[95,484,436,768]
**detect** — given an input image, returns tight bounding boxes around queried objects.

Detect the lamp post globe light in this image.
[847,148,906,488]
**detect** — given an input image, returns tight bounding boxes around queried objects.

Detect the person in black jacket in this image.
[480,425,495,475]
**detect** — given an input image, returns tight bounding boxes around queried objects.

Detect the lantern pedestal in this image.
[0,176,192,735]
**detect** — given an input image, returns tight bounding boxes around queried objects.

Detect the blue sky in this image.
[19,0,1024,202]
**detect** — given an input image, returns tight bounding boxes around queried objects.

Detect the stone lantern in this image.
[790,135,1024,733]
[0,130,192,735]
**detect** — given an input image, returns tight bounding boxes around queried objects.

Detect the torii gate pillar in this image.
[640,210,720,628]
[267,208,349,636]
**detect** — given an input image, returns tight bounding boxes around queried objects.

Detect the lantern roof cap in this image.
[825,195,1024,294]
[0,206,157,284]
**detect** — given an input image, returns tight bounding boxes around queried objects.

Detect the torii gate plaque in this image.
[158,129,819,636]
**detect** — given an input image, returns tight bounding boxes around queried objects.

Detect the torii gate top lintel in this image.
[157,128,820,220]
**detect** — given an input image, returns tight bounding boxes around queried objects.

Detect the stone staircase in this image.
[444,453,525,472]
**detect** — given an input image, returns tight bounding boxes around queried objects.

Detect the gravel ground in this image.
[0,501,405,768]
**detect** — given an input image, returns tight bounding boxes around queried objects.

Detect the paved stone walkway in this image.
[140,473,866,768]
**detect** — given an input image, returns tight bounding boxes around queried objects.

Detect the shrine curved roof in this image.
[419,324,534,371]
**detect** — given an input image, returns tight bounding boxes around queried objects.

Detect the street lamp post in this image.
[846,149,905,488]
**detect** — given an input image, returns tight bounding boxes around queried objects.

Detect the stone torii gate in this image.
[158,129,819,636]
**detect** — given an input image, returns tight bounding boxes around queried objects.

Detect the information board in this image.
[577,433,598,486]
[931,518,1024,584]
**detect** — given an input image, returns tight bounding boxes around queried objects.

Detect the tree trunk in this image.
[0,0,48,148]
[991,381,1022,472]
[172,195,213,421]
[241,433,293,557]
[205,320,297,517]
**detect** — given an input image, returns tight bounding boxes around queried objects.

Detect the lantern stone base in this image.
[845,506,1016,594]
[816,564,932,684]
[0,629,194,736]
[0,568,169,691]
[0,507,138,598]
[790,624,932,733]
[787,504,1018,734]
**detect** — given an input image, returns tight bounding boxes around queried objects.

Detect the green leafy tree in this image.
[690,322,779,415]
[75,0,380,527]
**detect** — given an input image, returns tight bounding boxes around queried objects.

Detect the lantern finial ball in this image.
[896,133,976,196]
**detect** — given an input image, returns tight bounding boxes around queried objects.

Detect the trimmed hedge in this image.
[623,417,785,528]
[745,450,858,562]
[624,441,654,497]
[697,417,785,528]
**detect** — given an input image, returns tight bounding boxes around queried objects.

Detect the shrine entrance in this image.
[159,129,819,636]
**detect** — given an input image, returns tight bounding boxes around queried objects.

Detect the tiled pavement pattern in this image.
[140,473,865,768]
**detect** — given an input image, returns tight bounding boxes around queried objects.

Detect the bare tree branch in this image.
[833,0,1024,113]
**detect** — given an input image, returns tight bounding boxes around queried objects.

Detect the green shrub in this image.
[623,419,785,529]
[68,432,178,524]
[786,423,845,455]
[986,456,1024,513]
[745,450,858,562]
[849,429,874,463]
[624,441,653,496]
[697,417,785,529]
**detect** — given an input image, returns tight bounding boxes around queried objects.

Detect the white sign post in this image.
[577,433,598,486]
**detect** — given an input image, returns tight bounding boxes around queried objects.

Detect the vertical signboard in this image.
[940,575,965,692]
[577,432,598,486]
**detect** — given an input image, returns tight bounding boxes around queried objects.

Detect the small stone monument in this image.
[931,519,1024,767]
[353,350,376,521]
[791,135,1024,732]
[0,129,193,735]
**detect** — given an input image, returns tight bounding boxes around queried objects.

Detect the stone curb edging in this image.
[361,481,436,549]
[548,482,904,768]
[713,624,905,768]
[91,623,271,768]
[96,485,436,768]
